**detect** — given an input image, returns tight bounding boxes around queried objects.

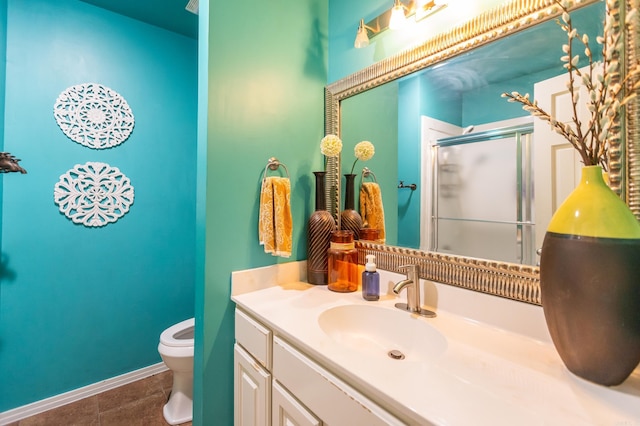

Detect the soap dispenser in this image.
[362,254,380,301]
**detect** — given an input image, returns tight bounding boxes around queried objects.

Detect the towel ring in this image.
[263,157,290,181]
[362,167,378,183]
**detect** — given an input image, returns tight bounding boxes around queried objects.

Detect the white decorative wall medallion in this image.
[54,162,135,227]
[53,83,135,149]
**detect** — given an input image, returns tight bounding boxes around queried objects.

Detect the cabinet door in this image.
[272,380,322,426]
[234,344,271,426]
[273,337,405,425]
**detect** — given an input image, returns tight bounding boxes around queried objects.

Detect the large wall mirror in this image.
[325,0,640,305]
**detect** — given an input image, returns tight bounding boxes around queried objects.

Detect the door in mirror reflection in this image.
[533,70,586,259]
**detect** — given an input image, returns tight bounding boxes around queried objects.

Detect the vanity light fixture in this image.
[354,19,379,48]
[354,0,448,48]
[389,0,409,30]
[415,0,448,21]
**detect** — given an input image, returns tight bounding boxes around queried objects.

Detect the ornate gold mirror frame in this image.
[325,0,640,305]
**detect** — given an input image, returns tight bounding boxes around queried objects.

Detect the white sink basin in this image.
[317,304,447,362]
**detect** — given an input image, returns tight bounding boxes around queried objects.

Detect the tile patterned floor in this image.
[6,370,192,426]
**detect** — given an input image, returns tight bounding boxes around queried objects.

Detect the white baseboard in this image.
[0,362,169,425]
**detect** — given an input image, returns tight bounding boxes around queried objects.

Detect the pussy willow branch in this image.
[560,8,586,154]
[502,0,640,170]
[502,91,586,155]
[561,2,606,166]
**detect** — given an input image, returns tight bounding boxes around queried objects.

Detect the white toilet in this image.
[158,317,195,425]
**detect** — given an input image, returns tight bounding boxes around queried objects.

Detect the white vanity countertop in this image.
[231,262,640,425]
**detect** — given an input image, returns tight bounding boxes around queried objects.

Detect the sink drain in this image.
[387,349,405,360]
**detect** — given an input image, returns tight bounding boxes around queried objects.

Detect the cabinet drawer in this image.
[235,308,272,369]
[273,336,405,426]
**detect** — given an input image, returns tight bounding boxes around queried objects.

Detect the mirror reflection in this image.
[339,2,604,266]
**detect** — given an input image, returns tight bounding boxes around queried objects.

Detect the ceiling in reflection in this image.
[411,4,603,92]
[80,0,198,39]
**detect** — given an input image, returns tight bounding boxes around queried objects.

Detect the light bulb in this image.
[354,19,370,48]
[389,1,407,30]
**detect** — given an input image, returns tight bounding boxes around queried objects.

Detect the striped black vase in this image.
[340,174,362,240]
[307,171,336,285]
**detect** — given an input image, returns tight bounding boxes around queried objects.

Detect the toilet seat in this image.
[160,318,195,347]
[158,317,195,425]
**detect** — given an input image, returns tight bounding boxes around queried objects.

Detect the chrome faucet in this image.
[393,264,420,312]
[393,264,436,318]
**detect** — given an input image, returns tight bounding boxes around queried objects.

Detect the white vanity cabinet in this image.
[234,308,272,426]
[232,265,640,425]
[234,307,405,426]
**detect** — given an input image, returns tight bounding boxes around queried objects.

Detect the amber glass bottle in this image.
[327,230,358,292]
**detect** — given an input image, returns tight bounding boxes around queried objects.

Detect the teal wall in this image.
[195,0,327,424]
[328,0,389,82]
[0,0,196,411]
[396,75,463,247]
[462,68,562,126]
[0,0,6,250]
[397,77,423,248]
[193,0,209,424]
[340,83,398,245]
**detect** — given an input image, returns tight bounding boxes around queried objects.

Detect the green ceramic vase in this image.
[540,165,640,386]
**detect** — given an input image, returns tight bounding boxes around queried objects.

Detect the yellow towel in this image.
[259,176,293,257]
[360,182,385,242]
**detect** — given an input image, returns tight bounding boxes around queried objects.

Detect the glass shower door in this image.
[432,124,534,265]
